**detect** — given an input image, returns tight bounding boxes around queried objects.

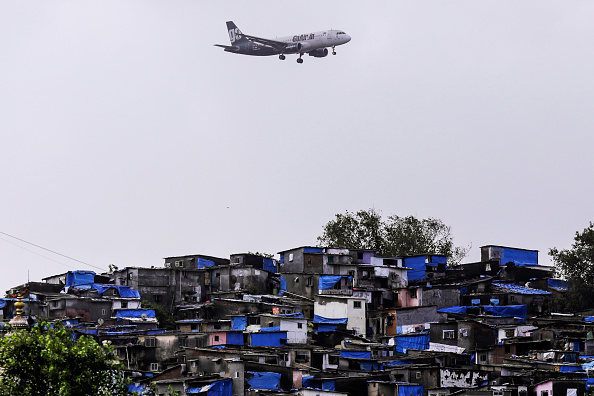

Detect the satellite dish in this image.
[97,318,104,326]
[141,313,148,321]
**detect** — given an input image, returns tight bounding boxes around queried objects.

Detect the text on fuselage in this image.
[292,33,315,42]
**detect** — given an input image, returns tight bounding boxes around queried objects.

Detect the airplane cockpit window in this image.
[337,31,346,35]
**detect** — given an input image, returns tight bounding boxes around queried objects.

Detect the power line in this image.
[0,231,107,272]
[0,235,79,270]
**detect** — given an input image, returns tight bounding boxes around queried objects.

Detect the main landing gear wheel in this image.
[279,54,286,60]
[297,58,303,64]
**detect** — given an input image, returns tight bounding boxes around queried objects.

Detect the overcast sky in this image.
[2,1,594,293]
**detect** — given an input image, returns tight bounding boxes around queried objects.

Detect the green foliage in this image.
[141,299,176,330]
[317,209,469,263]
[0,322,129,396]
[550,222,594,311]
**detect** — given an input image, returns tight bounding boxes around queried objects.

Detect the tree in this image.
[0,322,129,396]
[317,209,469,263]
[549,222,594,311]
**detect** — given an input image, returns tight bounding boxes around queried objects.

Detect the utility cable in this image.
[0,231,107,272]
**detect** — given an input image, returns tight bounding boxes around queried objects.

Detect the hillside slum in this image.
[3,244,592,396]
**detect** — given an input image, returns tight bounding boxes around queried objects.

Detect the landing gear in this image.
[279,54,286,60]
[332,46,337,55]
[297,58,303,64]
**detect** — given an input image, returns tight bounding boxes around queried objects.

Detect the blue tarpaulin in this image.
[492,282,551,295]
[279,276,287,296]
[188,379,232,396]
[247,372,281,391]
[398,385,424,396]
[317,324,338,332]
[197,258,215,269]
[319,275,352,290]
[261,326,281,332]
[493,247,538,266]
[438,305,527,319]
[250,332,287,347]
[65,271,95,287]
[279,313,304,318]
[304,247,324,253]
[384,360,414,366]
[483,305,527,319]
[263,258,276,273]
[127,383,149,395]
[403,256,427,282]
[394,333,430,354]
[548,278,568,291]
[340,351,371,359]
[559,366,581,372]
[115,309,156,318]
[72,284,141,298]
[302,377,336,391]
[226,331,244,345]
[313,315,347,324]
[360,361,383,371]
[231,316,247,330]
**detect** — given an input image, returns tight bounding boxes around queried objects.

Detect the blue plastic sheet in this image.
[304,248,324,253]
[319,276,352,290]
[340,351,371,359]
[394,333,430,354]
[250,332,287,347]
[71,284,141,298]
[263,258,276,273]
[66,271,95,287]
[360,361,383,371]
[384,360,413,366]
[231,316,247,330]
[247,372,281,391]
[499,247,538,266]
[483,305,527,319]
[127,383,149,395]
[261,326,281,332]
[548,278,568,291]
[279,276,287,296]
[317,324,338,332]
[302,377,335,391]
[398,385,424,396]
[438,306,468,314]
[403,256,427,282]
[492,282,551,295]
[559,366,581,372]
[197,258,215,269]
[115,309,156,318]
[226,332,244,345]
[188,379,232,396]
[313,315,347,324]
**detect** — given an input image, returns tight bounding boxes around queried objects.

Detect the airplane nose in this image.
[345,35,351,43]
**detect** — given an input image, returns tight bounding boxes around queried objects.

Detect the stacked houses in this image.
[2,245,592,396]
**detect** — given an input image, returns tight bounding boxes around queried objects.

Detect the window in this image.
[215,272,220,278]
[298,323,303,329]
[459,328,468,337]
[480,354,487,362]
[540,391,549,396]
[306,277,313,286]
[504,345,511,354]
[361,270,370,279]
[121,302,128,309]
[145,338,156,347]
[485,263,491,271]
[214,335,219,342]
[150,363,159,371]
[235,372,240,378]
[101,309,106,315]
[410,288,417,299]
[154,294,162,302]
[415,371,422,379]
[443,330,456,339]
[328,256,334,264]
[353,301,362,309]
[307,258,311,266]
[179,337,187,347]
[289,253,294,262]
[214,324,221,330]
[357,252,363,260]
[510,295,515,303]
[505,329,515,338]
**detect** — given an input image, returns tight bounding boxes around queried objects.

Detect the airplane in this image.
[215,21,351,64]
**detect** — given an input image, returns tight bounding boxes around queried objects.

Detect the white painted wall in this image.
[280,318,307,344]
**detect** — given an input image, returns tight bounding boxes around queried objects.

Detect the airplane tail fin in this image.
[226,21,250,45]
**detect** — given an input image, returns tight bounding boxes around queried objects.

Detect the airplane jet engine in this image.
[308,48,328,58]
[297,42,313,53]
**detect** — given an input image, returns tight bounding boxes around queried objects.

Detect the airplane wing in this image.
[242,34,291,50]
